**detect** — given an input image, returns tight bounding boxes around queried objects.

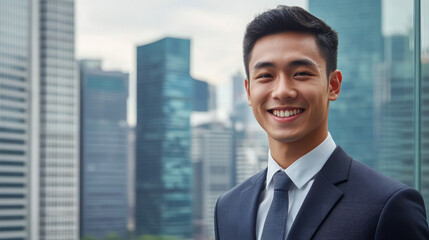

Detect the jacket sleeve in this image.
[375,187,429,240]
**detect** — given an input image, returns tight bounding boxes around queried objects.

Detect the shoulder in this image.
[217,168,266,207]
[348,159,407,193]
[214,169,267,239]
[330,148,429,239]
[374,186,429,239]
[325,146,409,196]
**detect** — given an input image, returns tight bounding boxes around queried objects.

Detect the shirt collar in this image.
[266,132,336,190]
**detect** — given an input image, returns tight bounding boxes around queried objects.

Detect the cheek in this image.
[250,86,269,102]
[303,88,329,108]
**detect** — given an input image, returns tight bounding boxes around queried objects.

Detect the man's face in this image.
[245,32,341,147]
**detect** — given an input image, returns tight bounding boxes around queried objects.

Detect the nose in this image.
[271,74,297,100]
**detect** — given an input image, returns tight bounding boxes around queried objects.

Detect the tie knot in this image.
[273,171,292,191]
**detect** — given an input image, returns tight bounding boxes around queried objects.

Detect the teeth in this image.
[273,109,303,118]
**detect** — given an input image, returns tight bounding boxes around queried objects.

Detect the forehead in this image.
[249,32,325,71]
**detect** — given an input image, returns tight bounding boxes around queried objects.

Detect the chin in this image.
[269,132,302,143]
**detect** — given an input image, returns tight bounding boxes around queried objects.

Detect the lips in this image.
[269,108,304,118]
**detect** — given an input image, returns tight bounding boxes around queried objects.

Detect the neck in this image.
[268,131,328,169]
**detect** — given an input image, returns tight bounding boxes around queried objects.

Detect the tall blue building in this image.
[135,37,193,238]
[309,0,383,167]
[79,60,129,239]
[374,35,415,186]
[310,0,429,220]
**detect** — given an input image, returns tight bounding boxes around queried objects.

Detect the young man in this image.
[214,5,429,240]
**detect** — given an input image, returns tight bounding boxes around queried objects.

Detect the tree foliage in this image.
[138,235,179,240]
[81,236,98,240]
[105,232,121,240]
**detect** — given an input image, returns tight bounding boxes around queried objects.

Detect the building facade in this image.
[79,60,129,239]
[38,0,79,239]
[0,1,33,239]
[193,79,209,112]
[192,122,233,240]
[374,34,415,186]
[309,0,383,167]
[135,37,193,239]
[310,0,429,219]
[1,0,78,239]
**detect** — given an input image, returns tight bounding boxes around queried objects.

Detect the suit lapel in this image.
[239,169,267,240]
[287,146,352,240]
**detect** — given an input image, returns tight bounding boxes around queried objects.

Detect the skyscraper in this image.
[1,0,77,239]
[234,128,268,185]
[309,0,383,167]
[38,1,78,239]
[229,72,267,187]
[374,34,415,186]
[192,122,233,240]
[310,0,429,222]
[193,79,209,112]
[231,72,253,126]
[79,60,129,239]
[0,1,33,239]
[135,37,193,239]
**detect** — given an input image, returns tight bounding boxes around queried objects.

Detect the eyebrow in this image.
[287,59,318,69]
[253,61,276,70]
[252,58,319,71]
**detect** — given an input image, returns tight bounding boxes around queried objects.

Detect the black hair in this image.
[243,5,338,81]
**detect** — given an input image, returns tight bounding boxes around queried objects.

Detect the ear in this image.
[245,78,252,106]
[328,70,342,101]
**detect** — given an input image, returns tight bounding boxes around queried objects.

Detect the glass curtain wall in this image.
[310,0,428,219]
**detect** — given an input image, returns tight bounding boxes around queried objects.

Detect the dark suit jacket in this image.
[214,146,429,240]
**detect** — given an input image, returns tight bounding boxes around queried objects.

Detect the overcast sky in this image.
[76,0,307,124]
[76,0,307,85]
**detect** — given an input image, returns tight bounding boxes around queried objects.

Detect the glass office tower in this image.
[135,37,193,239]
[0,1,32,239]
[193,79,210,112]
[79,60,129,239]
[310,0,383,167]
[310,0,429,218]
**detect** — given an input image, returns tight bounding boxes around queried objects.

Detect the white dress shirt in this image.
[256,132,336,240]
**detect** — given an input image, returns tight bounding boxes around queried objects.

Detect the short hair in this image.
[243,5,338,81]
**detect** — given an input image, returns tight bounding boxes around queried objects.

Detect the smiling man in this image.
[214,5,429,240]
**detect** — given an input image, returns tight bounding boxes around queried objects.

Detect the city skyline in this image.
[75,0,307,126]
[75,0,429,127]
[1,1,428,239]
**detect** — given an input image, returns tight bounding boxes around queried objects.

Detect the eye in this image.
[294,72,311,77]
[256,73,273,79]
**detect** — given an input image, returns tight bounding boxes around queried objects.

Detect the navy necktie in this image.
[261,170,292,240]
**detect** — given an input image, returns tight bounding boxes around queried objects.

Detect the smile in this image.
[271,108,304,118]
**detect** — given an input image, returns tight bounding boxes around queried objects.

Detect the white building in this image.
[234,128,268,185]
[0,0,78,239]
[38,1,78,239]
[192,122,233,240]
[0,1,33,239]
